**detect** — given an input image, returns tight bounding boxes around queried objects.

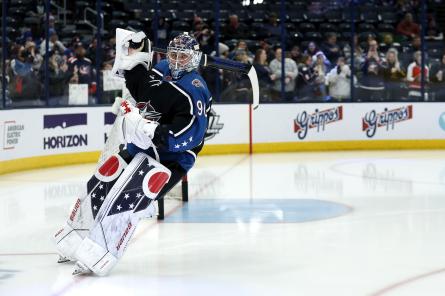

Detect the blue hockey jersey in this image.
[124,59,212,171]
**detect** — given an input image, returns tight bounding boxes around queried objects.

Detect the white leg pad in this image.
[53,222,85,260]
[142,202,156,218]
[72,153,170,276]
[53,153,128,260]
[74,237,118,276]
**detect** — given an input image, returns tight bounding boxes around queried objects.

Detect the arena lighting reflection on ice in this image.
[242,0,264,6]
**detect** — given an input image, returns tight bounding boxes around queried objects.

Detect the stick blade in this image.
[247,66,260,110]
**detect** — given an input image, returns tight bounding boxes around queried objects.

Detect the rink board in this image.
[1,103,445,174]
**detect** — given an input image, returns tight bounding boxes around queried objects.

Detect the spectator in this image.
[269,48,298,101]
[382,48,406,100]
[151,16,170,48]
[221,50,252,102]
[396,0,419,15]
[290,45,303,65]
[312,52,329,99]
[68,42,95,94]
[210,42,229,58]
[304,42,320,59]
[202,43,230,97]
[320,33,342,64]
[193,21,215,54]
[87,38,98,65]
[47,52,72,104]
[264,13,282,41]
[8,45,42,102]
[233,49,250,65]
[40,29,66,56]
[406,50,429,100]
[297,54,318,100]
[103,36,117,64]
[229,40,254,62]
[431,53,445,100]
[379,33,394,53]
[253,49,273,102]
[357,39,385,101]
[343,34,364,71]
[405,35,421,55]
[326,57,354,101]
[411,35,421,53]
[259,40,275,63]
[425,13,443,40]
[24,41,43,72]
[64,36,81,59]
[224,14,248,40]
[396,13,420,39]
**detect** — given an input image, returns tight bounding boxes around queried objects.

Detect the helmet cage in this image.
[166,33,202,79]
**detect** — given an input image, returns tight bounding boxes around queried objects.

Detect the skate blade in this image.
[57,255,71,264]
[72,261,91,276]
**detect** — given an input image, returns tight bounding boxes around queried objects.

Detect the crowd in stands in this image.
[2,0,445,106]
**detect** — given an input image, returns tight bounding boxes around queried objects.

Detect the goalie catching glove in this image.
[117,99,158,150]
[112,30,153,77]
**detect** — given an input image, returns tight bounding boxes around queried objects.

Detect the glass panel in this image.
[400,3,426,102]
[97,1,121,105]
[263,0,286,102]
[0,0,441,107]
[320,1,358,102]
[427,2,445,101]
[1,0,4,109]
[300,1,325,102]
[197,0,221,102]
[352,1,387,102]
[6,0,46,107]
[211,0,255,103]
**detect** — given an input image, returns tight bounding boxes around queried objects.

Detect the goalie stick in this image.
[153,46,259,110]
[114,28,260,110]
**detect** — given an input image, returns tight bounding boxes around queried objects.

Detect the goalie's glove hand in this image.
[120,100,158,150]
[118,31,153,72]
[122,31,148,53]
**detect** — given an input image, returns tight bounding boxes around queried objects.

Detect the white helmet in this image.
[167,32,202,79]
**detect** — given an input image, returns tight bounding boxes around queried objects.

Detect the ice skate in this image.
[57,255,71,264]
[72,261,92,276]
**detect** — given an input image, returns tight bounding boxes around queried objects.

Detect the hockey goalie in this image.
[53,30,212,276]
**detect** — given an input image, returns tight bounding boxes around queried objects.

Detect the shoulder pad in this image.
[177,72,210,98]
[154,59,169,72]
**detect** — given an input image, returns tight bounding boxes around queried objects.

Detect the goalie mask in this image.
[167,32,202,79]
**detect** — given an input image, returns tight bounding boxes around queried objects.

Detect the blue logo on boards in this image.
[104,112,116,125]
[43,113,88,150]
[43,113,87,129]
[439,112,445,131]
